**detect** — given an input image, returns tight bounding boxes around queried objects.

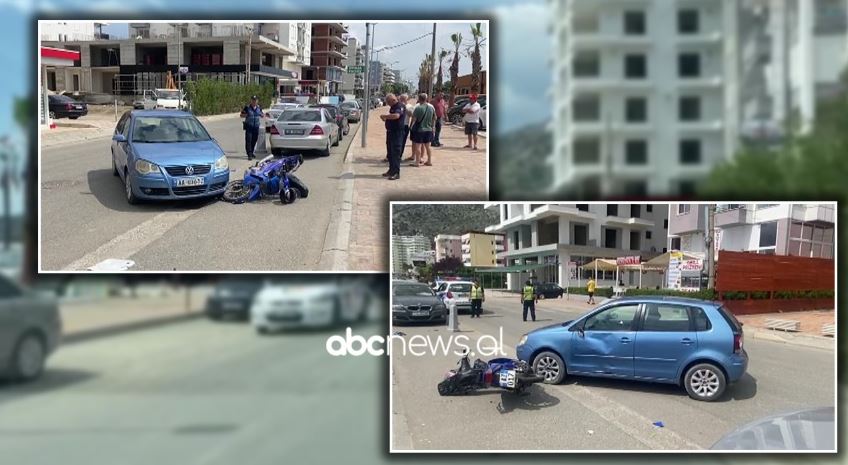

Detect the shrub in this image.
[566,287,614,298]
[184,79,275,116]
[720,291,748,300]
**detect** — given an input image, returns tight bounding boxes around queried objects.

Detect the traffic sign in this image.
[346,65,364,74]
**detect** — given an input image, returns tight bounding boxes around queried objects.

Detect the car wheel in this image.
[49,111,56,120]
[332,132,340,147]
[69,116,79,120]
[322,141,332,157]
[533,351,565,384]
[124,171,140,205]
[11,332,46,382]
[684,363,727,401]
[538,293,546,300]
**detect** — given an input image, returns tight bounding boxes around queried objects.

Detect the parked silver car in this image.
[264,103,303,132]
[270,108,339,157]
[0,275,62,382]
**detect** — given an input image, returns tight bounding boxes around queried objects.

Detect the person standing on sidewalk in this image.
[432,92,446,147]
[462,93,482,151]
[409,93,436,167]
[380,93,406,181]
[240,95,263,160]
[587,276,597,305]
[521,280,537,322]
[470,279,484,318]
[398,94,414,160]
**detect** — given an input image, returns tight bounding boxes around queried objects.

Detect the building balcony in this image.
[571,34,653,50]
[675,32,724,46]
[486,204,596,232]
[604,215,655,229]
[677,120,725,133]
[714,206,754,227]
[570,121,654,135]
[571,78,654,92]
[791,205,835,225]
[675,76,724,89]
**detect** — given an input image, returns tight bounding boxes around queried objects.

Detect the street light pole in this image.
[429,23,436,97]
[706,204,716,289]
[361,23,371,148]
[246,24,253,84]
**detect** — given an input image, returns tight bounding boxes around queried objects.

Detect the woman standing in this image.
[408,93,436,167]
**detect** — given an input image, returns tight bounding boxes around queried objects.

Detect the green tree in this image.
[448,33,462,108]
[468,23,484,94]
[436,49,449,94]
[15,97,28,128]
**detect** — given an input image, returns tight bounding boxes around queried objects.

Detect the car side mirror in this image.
[112,134,127,143]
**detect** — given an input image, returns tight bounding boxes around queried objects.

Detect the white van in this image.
[154,88,187,110]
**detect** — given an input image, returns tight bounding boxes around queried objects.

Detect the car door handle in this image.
[619,337,631,344]
[681,338,694,345]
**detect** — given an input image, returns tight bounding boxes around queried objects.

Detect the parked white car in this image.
[154,88,187,110]
[264,103,303,132]
[269,108,339,157]
[435,281,474,314]
[479,104,487,131]
[250,278,371,333]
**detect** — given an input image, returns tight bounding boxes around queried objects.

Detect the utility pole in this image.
[1,146,9,251]
[429,23,436,97]
[361,23,372,147]
[706,204,716,289]
[246,24,253,84]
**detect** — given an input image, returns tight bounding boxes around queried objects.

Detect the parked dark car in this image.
[0,274,62,382]
[535,282,564,299]
[310,104,349,137]
[205,278,264,321]
[48,94,88,120]
[447,94,487,124]
[392,280,447,325]
[339,101,362,123]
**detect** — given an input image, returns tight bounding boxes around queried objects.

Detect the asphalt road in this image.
[40,117,357,271]
[391,296,837,451]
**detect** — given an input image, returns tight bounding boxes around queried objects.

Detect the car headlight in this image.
[392,304,405,312]
[214,155,228,172]
[135,159,160,175]
[518,334,528,346]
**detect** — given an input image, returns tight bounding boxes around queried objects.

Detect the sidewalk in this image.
[60,290,210,343]
[41,111,240,148]
[736,310,835,350]
[346,109,487,271]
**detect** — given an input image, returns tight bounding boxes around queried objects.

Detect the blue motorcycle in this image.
[437,351,544,396]
[222,154,308,204]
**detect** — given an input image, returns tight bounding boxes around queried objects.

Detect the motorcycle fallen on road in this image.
[222,154,308,204]
[437,351,545,396]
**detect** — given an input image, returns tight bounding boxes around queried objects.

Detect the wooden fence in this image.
[715,251,835,315]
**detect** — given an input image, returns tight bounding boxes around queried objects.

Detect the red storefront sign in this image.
[616,256,641,266]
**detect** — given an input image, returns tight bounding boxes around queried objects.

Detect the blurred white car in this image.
[479,104,487,131]
[264,103,302,132]
[269,108,339,157]
[435,280,474,314]
[250,278,371,333]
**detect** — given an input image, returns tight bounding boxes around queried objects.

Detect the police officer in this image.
[380,93,405,180]
[469,279,484,318]
[240,95,263,160]
[521,279,537,322]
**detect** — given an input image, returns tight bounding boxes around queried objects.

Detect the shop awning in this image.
[580,258,619,272]
[644,251,705,268]
[470,263,552,273]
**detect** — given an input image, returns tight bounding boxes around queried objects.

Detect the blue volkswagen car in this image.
[111,110,229,204]
[516,296,748,401]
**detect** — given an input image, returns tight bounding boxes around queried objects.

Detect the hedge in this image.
[184,79,275,116]
[552,287,832,301]
[624,288,717,301]
[565,287,614,298]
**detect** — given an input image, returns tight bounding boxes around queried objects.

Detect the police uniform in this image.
[242,101,263,160]
[470,284,484,318]
[522,284,536,322]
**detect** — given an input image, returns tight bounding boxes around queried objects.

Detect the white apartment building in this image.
[550,0,848,197]
[383,67,396,85]
[434,234,462,262]
[271,22,311,94]
[341,36,364,96]
[391,235,432,275]
[40,21,97,42]
[485,203,669,290]
[667,203,835,258]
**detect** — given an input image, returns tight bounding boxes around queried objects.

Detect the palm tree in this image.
[469,23,484,94]
[448,32,462,107]
[436,49,449,94]
[417,54,433,97]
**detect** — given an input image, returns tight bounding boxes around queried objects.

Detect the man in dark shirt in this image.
[380,93,405,180]
[239,95,263,160]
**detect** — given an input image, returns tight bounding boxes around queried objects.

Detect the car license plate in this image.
[499,370,516,389]
[285,129,304,135]
[411,311,429,317]
[175,176,204,187]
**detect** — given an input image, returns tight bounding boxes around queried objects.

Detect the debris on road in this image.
[652,421,665,428]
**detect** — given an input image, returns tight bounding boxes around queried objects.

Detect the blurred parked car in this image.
[392,280,447,325]
[48,94,88,120]
[516,296,748,401]
[711,407,834,451]
[339,101,362,123]
[447,94,487,124]
[270,108,339,157]
[264,103,302,132]
[435,280,474,314]
[111,110,229,204]
[59,90,114,105]
[205,277,264,321]
[0,274,62,382]
[310,104,349,138]
[479,104,487,131]
[534,282,563,299]
[132,90,157,110]
[250,278,371,333]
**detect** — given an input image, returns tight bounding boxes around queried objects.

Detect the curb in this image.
[746,327,835,351]
[318,123,360,271]
[62,311,204,345]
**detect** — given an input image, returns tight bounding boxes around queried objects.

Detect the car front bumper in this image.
[130,170,229,200]
[251,300,336,330]
[392,309,447,323]
[206,297,253,317]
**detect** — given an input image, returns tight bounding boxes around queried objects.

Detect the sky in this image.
[1,0,550,213]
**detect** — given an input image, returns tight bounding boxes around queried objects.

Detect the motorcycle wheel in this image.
[280,187,299,204]
[222,180,250,204]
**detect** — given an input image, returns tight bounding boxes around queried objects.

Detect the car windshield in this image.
[341,102,357,109]
[271,104,292,111]
[157,90,181,100]
[394,284,435,297]
[131,116,211,143]
[279,110,322,122]
[449,284,472,293]
[314,106,337,117]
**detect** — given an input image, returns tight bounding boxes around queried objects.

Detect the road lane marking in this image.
[61,209,199,271]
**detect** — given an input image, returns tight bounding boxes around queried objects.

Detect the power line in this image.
[376,32,433,53]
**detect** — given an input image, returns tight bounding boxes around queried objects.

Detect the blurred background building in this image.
[460,231,505,267]
[340,35,364,97]
[434,234,462,262]
[550,0,848,197]
[391,235,431,274]
[303,23,346,95]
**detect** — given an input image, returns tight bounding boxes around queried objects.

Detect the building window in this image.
[623,180,648,197]
[788,221,834,258]
[664,219,668,229]
[646,205,653,212]
[663,247,668,253]
[625,140,648,165]
[631,205,641,218]
[624,10,646,35]
[679,53,701,78]
[671,237,682,250]
[679,96,701,121]
[577,204,590,212]
[573,224,588,246]
[625,54,647,79]
[678,9,700,34]
[573,12,600,33]
[678,204,691,215]
[574,51,601,77]
[630,231,641,250]
[679,139,702,164]
[607,205,619,216]
[625,97,647,122]
[758,221,778,249]
[679,180,697,196]
[646,230,653,239]
[573,138,601,165]
[573,94,600,121]
[604,228,618,248]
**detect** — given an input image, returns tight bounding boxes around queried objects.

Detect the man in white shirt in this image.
[462,94,482,151]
